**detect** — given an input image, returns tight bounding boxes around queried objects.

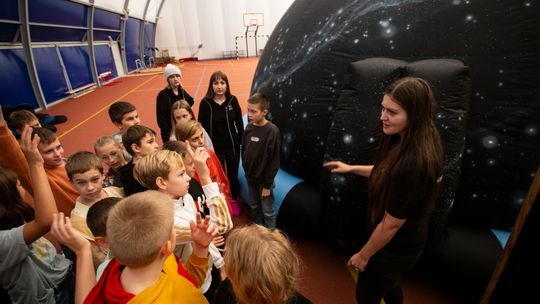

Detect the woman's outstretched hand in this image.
[323,161,350,174]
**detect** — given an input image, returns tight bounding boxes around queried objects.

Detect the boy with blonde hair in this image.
[51,191,215,303]
[94,136,127,187]
[134,148,232,298]
[65,151,123,267]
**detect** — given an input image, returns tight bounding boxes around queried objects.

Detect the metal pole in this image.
[140,0,151,66]
[120,0,130,73]
[244,26,249,58]
[88,0,99,86]
[254,25,259,56]
[18,0,47,108]
[235,36,240,60]
[55,45,73,92]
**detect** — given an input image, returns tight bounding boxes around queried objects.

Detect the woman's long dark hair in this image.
[0,167,34,230]
[368,77,443,225]
[205,70,231,99]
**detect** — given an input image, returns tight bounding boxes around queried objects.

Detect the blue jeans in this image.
[246,182,276,228]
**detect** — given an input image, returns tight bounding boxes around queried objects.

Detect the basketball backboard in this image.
[243,13,264,27]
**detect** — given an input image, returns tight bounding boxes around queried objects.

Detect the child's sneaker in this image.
[231,200,241,216]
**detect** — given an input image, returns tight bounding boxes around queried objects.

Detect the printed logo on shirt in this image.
[250,136,260,142]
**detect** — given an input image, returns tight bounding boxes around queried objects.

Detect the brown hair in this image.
[162,140,189,159]
[86,197,121,237]
[32,127,57,145]
[108,101,136,124]
[107,191,174,267]
[65,151,103,180]
[171,100,195,124]
[173,120,202,142]
[122,125,156,156]
[369,77,443,224]
[224,225,300,304]
[9,110,38,130]
[0,167,34,230]
[248,92,270,111]
[205,70,231,98]
[133,150,184,190]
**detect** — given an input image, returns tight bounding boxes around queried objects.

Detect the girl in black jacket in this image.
[198,71,243,213]
[156,64,194,143]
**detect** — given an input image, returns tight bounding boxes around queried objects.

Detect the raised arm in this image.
[189,144,233,234]
[323,161,373,178]
[51,213,95,304]
[184,214,215,287]
[0,105,33,194]
[19,126,56,244]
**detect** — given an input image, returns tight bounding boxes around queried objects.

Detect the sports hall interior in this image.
[1,0,538,303]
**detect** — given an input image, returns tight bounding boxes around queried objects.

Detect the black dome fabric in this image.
[252,0,539,233]
[322,58,470,249]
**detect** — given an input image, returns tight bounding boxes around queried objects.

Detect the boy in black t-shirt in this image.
[241,93,280,228]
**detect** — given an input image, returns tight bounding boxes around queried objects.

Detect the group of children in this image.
[0,63,309,303]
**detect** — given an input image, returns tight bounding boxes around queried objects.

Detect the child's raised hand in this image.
[189,213,217,250]
[20,125,44,165]
[212,235,225,247]
[51,213,91,255]
[191,145,212,185]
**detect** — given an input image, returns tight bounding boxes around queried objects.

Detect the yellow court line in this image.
[133,88,164,92]
[58,75,159,139]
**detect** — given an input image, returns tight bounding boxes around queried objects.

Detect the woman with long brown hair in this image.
[324,77,443,304]
[198,71,244,216]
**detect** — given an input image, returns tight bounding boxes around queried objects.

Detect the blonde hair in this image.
[174,119,202,142]
[133,150,184,190]
[107,191,174,267]
[224,225,300,304]
[94,135,121,151]
[171,100,195,123]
